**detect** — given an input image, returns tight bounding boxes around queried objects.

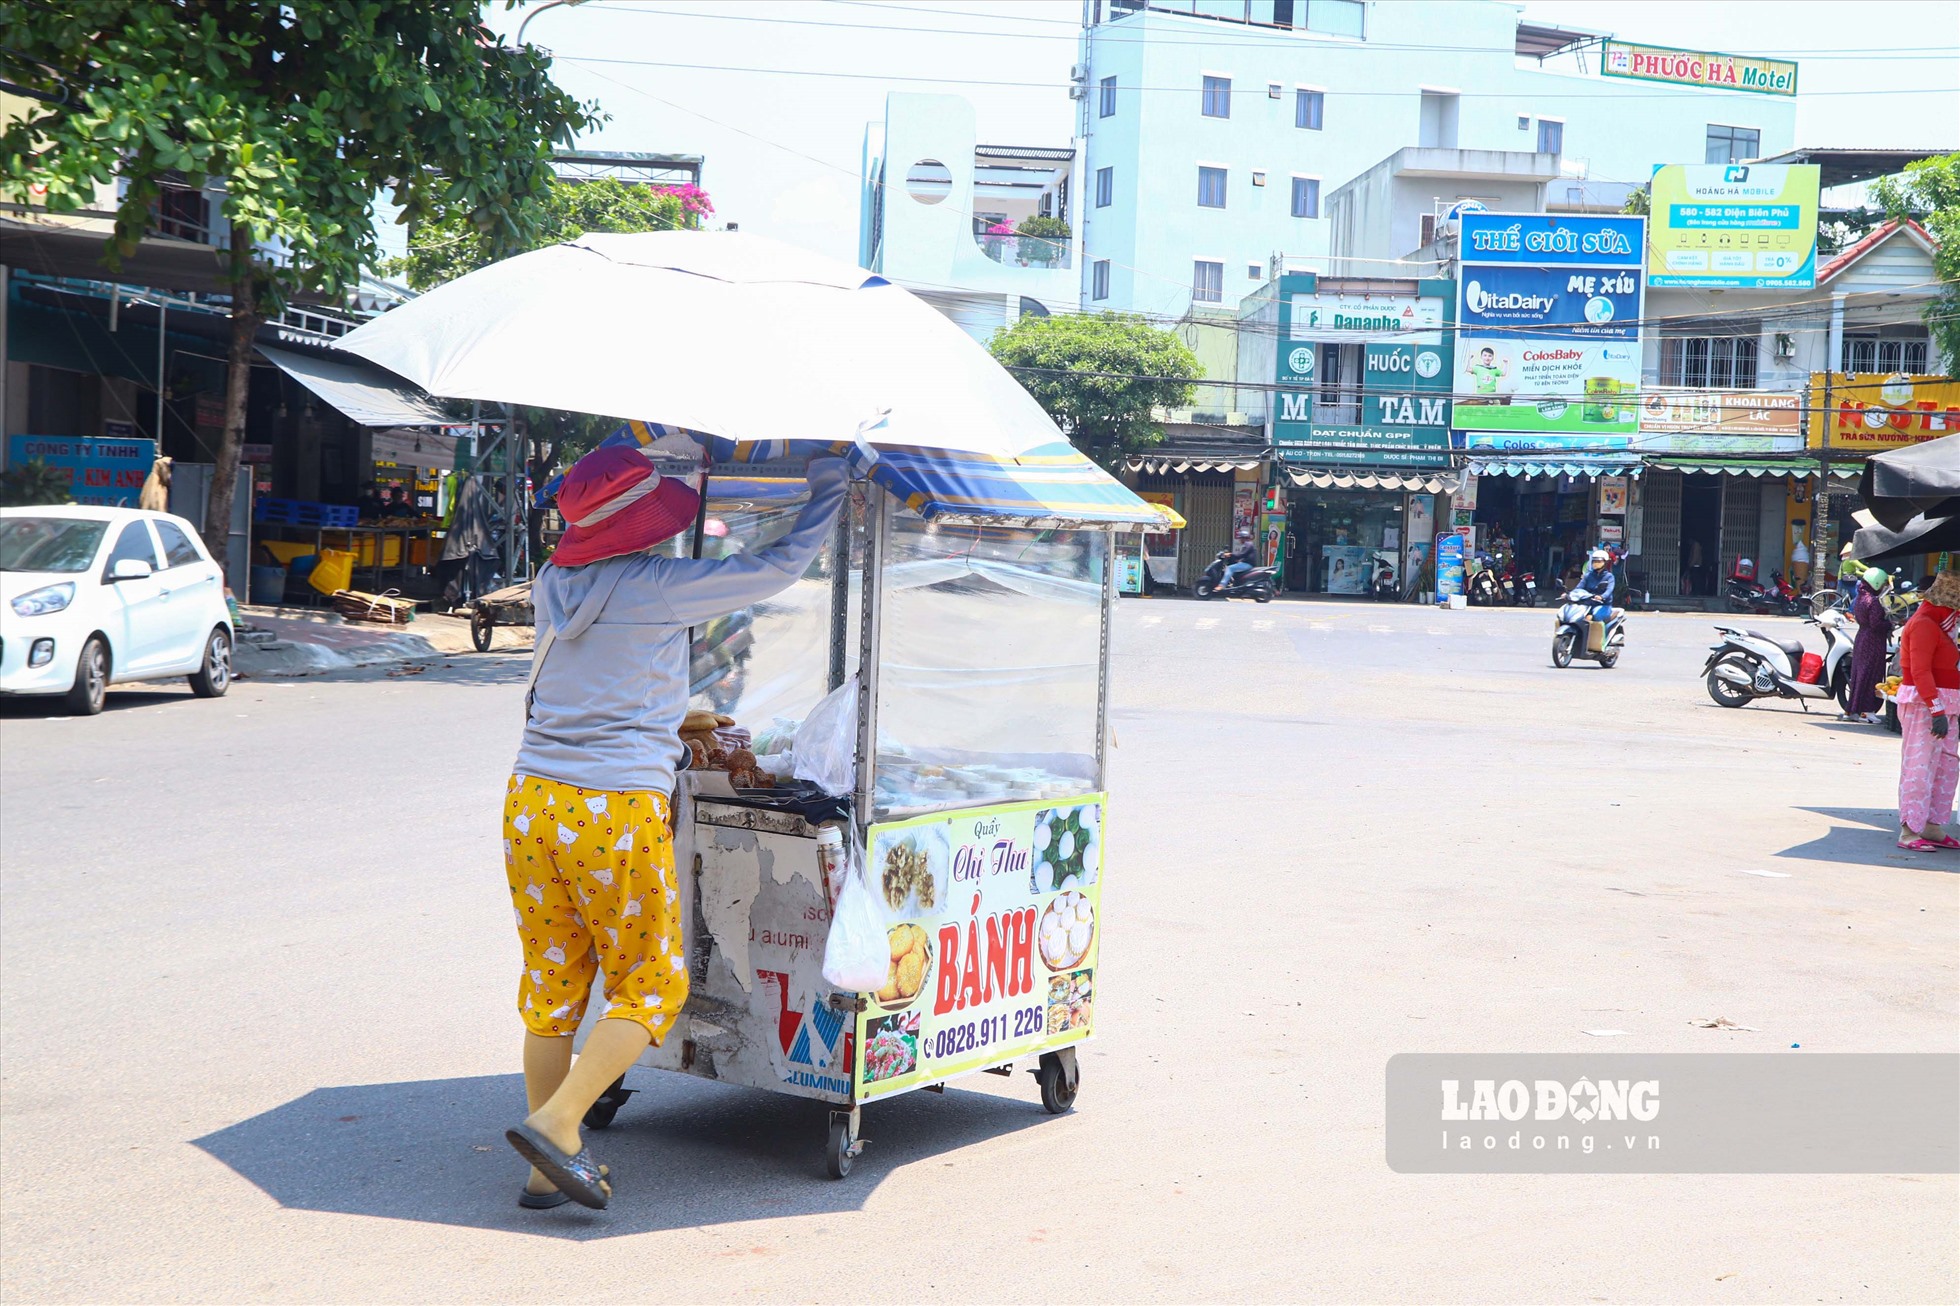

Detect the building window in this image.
[1291,176,1320,218]
[1202,75,1231,119]
[1295,88,1324,130]
[1705,124,1760,165]
[1661,335,1760,389]
[1842,335,1929,374]
[1099,75,1117,118]
[1198,165,1227,208]
[1316,342,1364,424]
[1092,259,1111,301]
[1536,119,1563,154]
[1096,166,1113,208]
[1193,260,1224,303]
[1248,263,1262,279]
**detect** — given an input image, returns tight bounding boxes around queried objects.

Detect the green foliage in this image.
[1,2,598,547]
[1872,153,1960,370]
[988,313,1200,468]
[389,177,709,290]
[1,2,598,308]
[0,460,75,508]
[1619,188,1650,217]
[1014,215,1070,268]
[1016,216,1071,239]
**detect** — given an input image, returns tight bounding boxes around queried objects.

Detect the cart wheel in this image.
[471,610,495,652]
[582,1076,634,1131]
[1035,1051,1079,1115]
[825,1114,859,1179]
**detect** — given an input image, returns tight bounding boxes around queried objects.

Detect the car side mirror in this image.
[110,557,154,581]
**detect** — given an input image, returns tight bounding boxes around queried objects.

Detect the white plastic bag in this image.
[793,677,859,796]
[822,852,889,993]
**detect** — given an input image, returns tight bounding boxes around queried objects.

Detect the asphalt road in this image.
[2,597,1954,1304]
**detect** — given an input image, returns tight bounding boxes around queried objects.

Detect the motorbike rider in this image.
[1576,547,1616,624]
[1220,529,1258,589]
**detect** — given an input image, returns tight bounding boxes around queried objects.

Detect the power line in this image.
[557,52,1957,97]
[583,2,1960,61]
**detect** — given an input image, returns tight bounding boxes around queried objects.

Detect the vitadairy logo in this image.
[1464,280,1555,315]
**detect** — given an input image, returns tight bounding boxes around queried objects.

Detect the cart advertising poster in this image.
[1647,164,1820,288]
[1454,214,1645,442]
[856,796,1105,1102]
[1322,544,1371,594]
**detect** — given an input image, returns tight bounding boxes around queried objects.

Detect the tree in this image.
[0,3,596,556]
[1873,152,1960,371]
[988,313,1200,468]
[388,176,712,290]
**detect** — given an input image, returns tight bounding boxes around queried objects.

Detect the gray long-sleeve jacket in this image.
[513,459,848,794]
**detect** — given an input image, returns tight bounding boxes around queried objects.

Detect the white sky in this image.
[472,0,1960,262]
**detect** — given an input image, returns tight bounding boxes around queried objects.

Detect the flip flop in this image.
[1897,838,1938,852]
[1925,835,1960,849]
[505,1123,611,1209]
[519,1186,570,1210]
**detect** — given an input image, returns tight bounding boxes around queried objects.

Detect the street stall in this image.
[335,231,1174,1178]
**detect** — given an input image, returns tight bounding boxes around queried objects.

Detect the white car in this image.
[1,505,233,714]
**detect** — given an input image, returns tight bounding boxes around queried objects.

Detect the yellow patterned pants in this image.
[502,774,686,1041]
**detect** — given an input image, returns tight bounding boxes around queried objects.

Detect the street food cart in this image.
[562,421,1162,1177]
[332,230,1173,1177]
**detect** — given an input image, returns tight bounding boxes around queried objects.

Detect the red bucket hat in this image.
[550,446,700,568]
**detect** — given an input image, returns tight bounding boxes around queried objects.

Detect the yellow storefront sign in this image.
[1602,40,1798,96]
[1808,373,1960,451]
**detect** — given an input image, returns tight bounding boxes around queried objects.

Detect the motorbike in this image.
[1195,549,1277,602]
[1552,588,1626,669]
[1702,609,1856,711]
[1369,549,1399,602]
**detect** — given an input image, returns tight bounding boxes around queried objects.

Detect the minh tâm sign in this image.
[1601,40,1798,97]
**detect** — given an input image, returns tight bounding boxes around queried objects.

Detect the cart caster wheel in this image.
[1035,1050,1079,1115]
[825,1110,863,1179]
[583,1076,634,1131]
[471,611,495,652]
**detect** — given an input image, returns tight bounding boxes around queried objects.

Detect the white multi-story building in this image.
[1076,0,1798,318]
[861,93,1081,341]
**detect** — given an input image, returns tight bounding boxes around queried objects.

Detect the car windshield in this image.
[0,517,111,573]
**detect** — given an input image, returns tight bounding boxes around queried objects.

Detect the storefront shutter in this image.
[1642,470,1683,599]
[1719,477,1762,586]
[1179,479,1237,590]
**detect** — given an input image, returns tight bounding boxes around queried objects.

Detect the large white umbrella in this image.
[334,231,1065,459]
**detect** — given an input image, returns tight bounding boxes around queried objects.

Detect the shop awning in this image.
[260,345,452,427]
[1468,456,1643,479]
[1283,467,1460,494]
[1126,456,1264,474]
[1646,457,1823,478]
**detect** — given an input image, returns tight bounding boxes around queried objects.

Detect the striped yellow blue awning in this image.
[576,420,1173,529]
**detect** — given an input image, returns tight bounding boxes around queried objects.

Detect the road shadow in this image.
[193,1070,1055,1239]
[0,687,195,719]
[1781,806,1960,873]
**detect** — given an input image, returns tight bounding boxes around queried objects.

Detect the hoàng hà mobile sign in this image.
[1648,164,1820,289]
[1602,40,1798,96]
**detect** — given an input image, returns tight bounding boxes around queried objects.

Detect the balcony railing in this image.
[975,233,1072,271]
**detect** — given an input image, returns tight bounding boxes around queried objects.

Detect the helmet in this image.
[1864,567,1889,590]
[1588,548,1610,565]
[1237,529,1252,539]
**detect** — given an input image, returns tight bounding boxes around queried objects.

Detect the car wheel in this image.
[189,625,232,698]
[65,635,109,715]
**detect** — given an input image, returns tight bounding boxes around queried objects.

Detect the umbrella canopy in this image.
[1859,431,1960,530]
[335,231,1064,461]
[1851,507,1960,566]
